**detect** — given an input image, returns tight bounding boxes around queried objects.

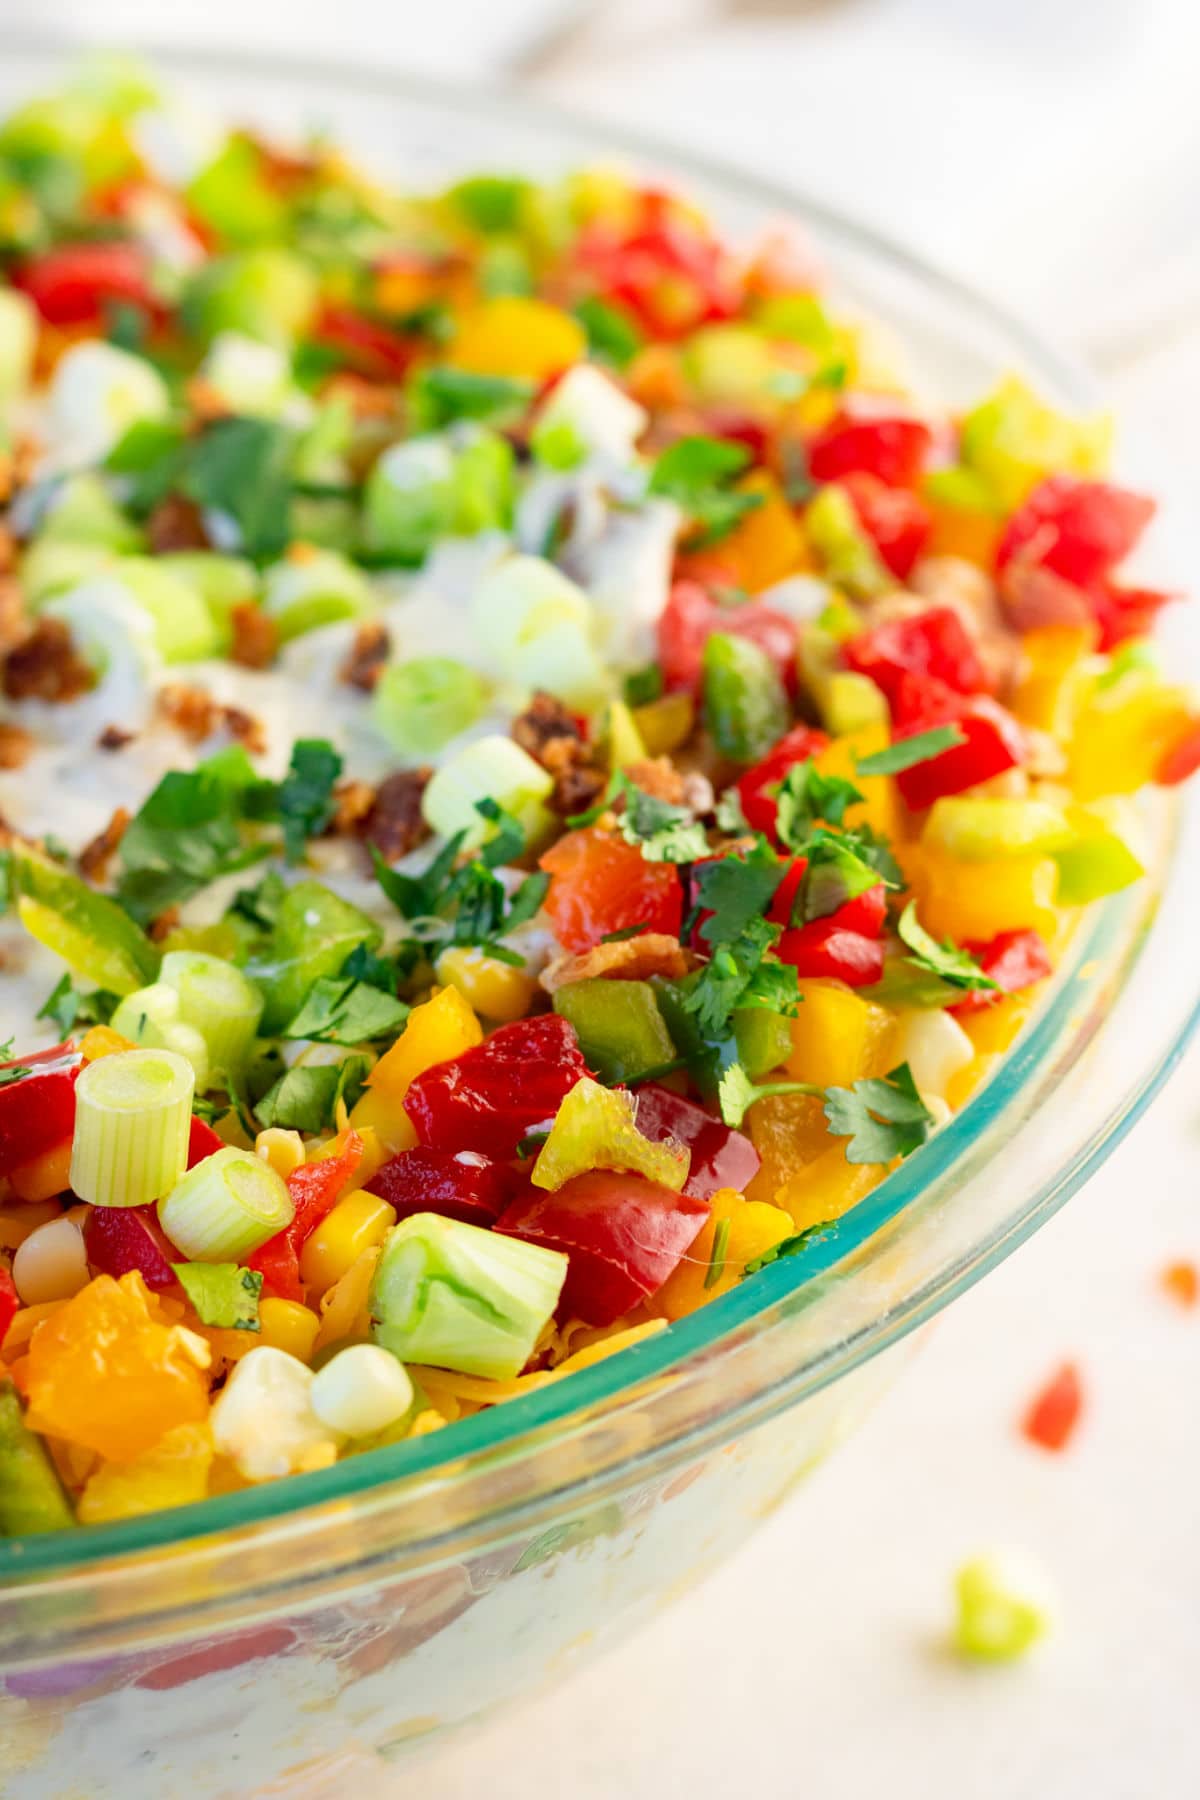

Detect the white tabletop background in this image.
[5,3,1200,1793]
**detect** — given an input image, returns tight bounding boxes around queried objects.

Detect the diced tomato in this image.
[632,1084,761,1200]
[951,929,1053,1015]
[997,476,1155,588]
[367,1147,516,1227]
[1021,1360,1083,1453]
[404,1017,590,1162]
[735,724,830,837]
[840,471,932,579]
[541,827,684,954]
[844,606,988,711]
[576,192,741,339]
[311,304,419,381]
[656,579,797,695]
[808,410,932,489]
[0,1263,19,1347]
[496,1169,710,1326]
[83,1205,178,1291]
[776,919,885,986]
[0,1044,81,1179]
[186,1116,224,1168]
[248,1131,363,1303]
[14,241,159,328]
[890,682,1026,810]
[1157,718,1200,787]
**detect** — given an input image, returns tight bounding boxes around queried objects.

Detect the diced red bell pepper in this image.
[367,1147,516,1227]
[576,192,741,339]
[775,919,885,987]
[808,409,932,489]
[1021,1360,1083,1453]
[187,1116,224,1168]
[404,1016,590,1162]
[1090,582,1173,651]
[541,827,684,954]
[1157,717,1200,787]
[840,471,932,579]
[996,476,1155,588]
[765,857,886,937]
[248,1130,363,1303]
[311,304,419,381]
[844,606,988,711]
[496,1169,710,1326]
[83,1205,178,1291]
[951,929,1053,1016]
[997,560,1095,634]
[14,241,160,328]
[656,580,797,695]
[735,724,830,837]
[0,1263,19,1347]
[0,1044,81,1179]
[631,1083,761,1200]
[890,682,1026,810]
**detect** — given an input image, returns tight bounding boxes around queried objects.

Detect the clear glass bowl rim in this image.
[0,38,1196,1603]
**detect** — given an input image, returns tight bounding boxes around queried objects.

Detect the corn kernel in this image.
[255,1127,306,1180]
[258,1297,322,1364]
[299,1189,396,1296]
[435,945,537,1023]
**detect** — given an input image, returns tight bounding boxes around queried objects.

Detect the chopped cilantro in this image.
[36,974,117,1036]
[172,1262,263,1331]
[716,1061,821,1129]
[855,726,967,778]
[600,922,651,944]
[691,840,786,951]
[180,416,296,560]
[409,366,534,429]
[573,296,644,370]
[339,942,401,992]
[704,1215,732,1289]
[896,901,997,992]
[230,870,287,932]
[255,1056,371,1132]
[273,739,344,864]
[116,766,269,926]
[475,797,526,870]
[682,916,797,1037]
[623,664,664,707]
[620,784,709,865]
[714,787,751,834]
[281,976,408,1046]
[742,1220,836,1276]
[796,828,884,924]
[823,1063,935,1164]
[853,822,905,889]
[774,761,864,850]
[0,1039,29,1085]
[647,435,764,548]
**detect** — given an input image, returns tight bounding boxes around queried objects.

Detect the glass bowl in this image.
[2,42,1199,1799]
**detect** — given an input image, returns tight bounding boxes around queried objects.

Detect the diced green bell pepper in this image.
[923,797,1073,862]
[1053,802,1145,904]
[702,631,790,764]
[0,1384,74,1536]
[803,484,891,598]
[552,979,676,1085]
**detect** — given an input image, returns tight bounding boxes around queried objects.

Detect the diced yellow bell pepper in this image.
[813,724,903,844]
[958,991,1039,1061]
[775,1143,882,1231]
[77,1422,214,1526]
[909,847,1060,942]
[314,1244,381,1353]
[1068,676,1194,800]
[350,986,482,1150]
[924,498,1002,568]
[786,980,894,1091]
[435,945,537,1024]
[300,1188,397,1296]
[447,296,586,381]
[258,1297,322,1363]
[648,1187,794,1318]
[633,691,695,756]
[1012,627,1099,733]
[710,470,810,593]
[745,1092,833,1206]
[78,1025,135,1062]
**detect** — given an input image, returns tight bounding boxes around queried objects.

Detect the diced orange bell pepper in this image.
[744,1092,832,1205]
[350,987,483,1151]
[447,295,586,381]
[77,1422,214,1525]
[775,1142,882,1231]
[1011,626,1098,733]
[924,499,1002,567]
[909,847,1060,943]
[647,1187,794,1318]
[702,470,810,593]
[8,1139,73,1203]
[786,980,894,1091]
[813,723,903,844]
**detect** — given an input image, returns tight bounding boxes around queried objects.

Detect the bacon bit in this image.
[358,768,431,862]
[540,932,690,994]
[1160,1261,1198,1309]
[625,757,686,805]
[78,807,130,882]
[513,691,606,815]
[146,494,210,554]
[513,689,585,760]
[0,576,25,658]
[0,447,12,506]
[1021,1361,1083,1453]
[552,760,608,817]
[97,724,135,752]
[229,602,278,671]
[0,723,33,769]
[330,779,376,836]
[2,618,92,703]
[339,619,391,692]
[148,906,181,944]
[223,706,266,755]
[158,682,218,742]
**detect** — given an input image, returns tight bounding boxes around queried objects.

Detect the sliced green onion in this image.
[261,549,376,643]
[70,1048,194,1210]
[369,1212,567,1379]
[110,982,211,1089]
[421,734,554,849]
[372,656,487,758]
[159,950,264,1075]
[114,557,220,662]
[158,1144,294,1262]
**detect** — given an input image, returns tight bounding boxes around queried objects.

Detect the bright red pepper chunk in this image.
[840,471,932,579]
[1157,718,1200,787]
[0,1044,80,1179]
[764,856,886,938]
[186,1116,224,1168]
[311,303,419,381]
[951,929,1053,1016]
[656,580,797,695]
[1090,582,1173,651]
[735,724,830,837]
[775,919,885,987]
[631,1083,761,1200]
[82,1205,178,1291]
[0,1263,19,1348]
[808,410,932,489]
[496,1169,710,1326]
[14,241,159,328]
[541,827,684,954]
[844,606,989,711]
[997,476,1155,588]
[1021,1360,1083,1452]
[367,1147,516,1228]
[576,192,741,339]
[405,1016,590,1162]
[890,681,1026,810]
[248,1131,364,1302]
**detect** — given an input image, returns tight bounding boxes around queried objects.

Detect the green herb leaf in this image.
[35,974,117,1037]
[648,435,764,548]
[599,922,650,944]
[172,1262,263,1331]
[505,870,550,933]
[855,726,967,778]
[565,770,623,829]
[682,916,794,1037]
[0,1048,30,1086]
[823,1062,935,1164]
[742,1219,836,1277]
[717,1061,822,1129]
[475,796,526,870]
[896,901,998,991]
[117,767,268,925]
[623,664,664,707]
[282,976,408,1045]
[230,870,287,932]
[274,739,344,864]
[691,840,786,951]
[620,784,709,865]
[180,417,296,560]
[853,822,905,889]
[774,761,864,850]
[573,296,644,370]
[704,1215,732,1289]
[255,1055,371,1132]
[409,366,534,429]
[796,828,883,924]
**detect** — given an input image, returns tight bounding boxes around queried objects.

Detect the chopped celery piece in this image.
[36,472,143,552]
[114,556,222,662]
[702,632,790,764]
[422,735,554,850]
[451,427,515,534]
[1053,802,1145,904]
[373,657,487,758]
[46,342,170,464]
[532,1076,689,1191]
[245,880,382,1034]
[20,539,115,606]
[804,484,891,598]
[182,247,316,345]
[552,980,676,1085]
[159,950,264,1074]
[370,1212,567,1379]
[681,324,774,407]
[159,1144,294,1261]
[110,982,211,1089]
[11,842,160,995]
[953,1553,1054,1662]
[70,1048,194,1209]
[261,549,375,643]
[923,797,1072,863]
[0,1384,74,1535]
[0,286,37,402]
[363,436,456,562]
[157,551,259,654]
